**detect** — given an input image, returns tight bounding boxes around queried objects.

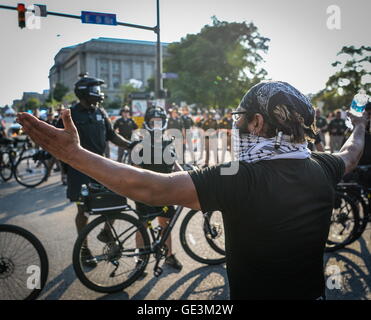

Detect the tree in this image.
[53,83,69,102]
[62,91,77,105]
[120,82,140,105]
[25,97,41,111]
[312,46,371,113]
[163,16,269,109]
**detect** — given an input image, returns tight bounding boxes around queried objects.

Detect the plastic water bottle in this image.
[350,89,369,116]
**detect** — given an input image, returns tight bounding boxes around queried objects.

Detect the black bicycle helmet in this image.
[144,106,168,131]
[74,75,105,104]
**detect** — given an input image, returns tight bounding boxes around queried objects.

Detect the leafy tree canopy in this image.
[312,45,371,114]
[163,16,270,109]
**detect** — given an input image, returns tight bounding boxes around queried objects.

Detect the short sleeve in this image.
[312,152,345,186]
[113,119,119,130]
[188,162,250,212]
[100,109,115,140]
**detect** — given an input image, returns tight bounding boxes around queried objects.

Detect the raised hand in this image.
[17,109,81,164]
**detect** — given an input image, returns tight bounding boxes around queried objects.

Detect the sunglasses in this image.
[230,110,247,121]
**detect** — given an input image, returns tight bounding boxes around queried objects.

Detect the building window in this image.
[112,60,120,74]
[112,75,121,89]
[123,61,132,80]
[133,61,143,80]
[100,59,109,73]
[112,61,121,89]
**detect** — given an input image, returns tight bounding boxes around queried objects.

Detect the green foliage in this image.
[120,83,140,105]
[62,91,77,105]
[163,16,269,109]
[25,97,41,111]
[53,83,70,102]
[313,46,371,114]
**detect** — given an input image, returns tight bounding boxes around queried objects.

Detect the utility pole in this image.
[155,0,163,99]
[0,2,164,98]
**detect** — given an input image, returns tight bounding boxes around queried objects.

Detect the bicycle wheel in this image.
[325,192,360,252]
[14,155,48,188]
[180,209,226,265]
[0,224,49,300]
[0,151,13,181]
[73,213,151,293]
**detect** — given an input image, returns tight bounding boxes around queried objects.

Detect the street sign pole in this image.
[155,0,163,100]
[0,2,164,100]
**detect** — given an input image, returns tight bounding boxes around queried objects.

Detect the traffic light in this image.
[17,3,26,29]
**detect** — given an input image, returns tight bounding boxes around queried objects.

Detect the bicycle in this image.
[0,136,50,187]
[72,182,226,293]
[325,164,371,252]
[0,224,49,300]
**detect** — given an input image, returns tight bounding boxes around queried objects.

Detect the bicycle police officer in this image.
[58,74,132,267]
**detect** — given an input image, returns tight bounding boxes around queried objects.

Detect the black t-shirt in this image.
[113,117,138,139]
[316,116,327,131]
[188,153,345,300]
[180,115,194,130]
[57,104,115,201]
[328,118,346,136]
[167,117,184,131]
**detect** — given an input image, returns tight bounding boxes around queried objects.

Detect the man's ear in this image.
[255,113,265,134]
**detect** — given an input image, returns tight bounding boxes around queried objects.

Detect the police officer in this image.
[202,109,219,167]
[180,106,195,163]
[132,106,183,272]
[114,106,138,162]
[58,75,132,267]
[167,107,183,131]
[219,109,233,163]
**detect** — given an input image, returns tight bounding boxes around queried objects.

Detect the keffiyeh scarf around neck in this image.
[233,130,311,163]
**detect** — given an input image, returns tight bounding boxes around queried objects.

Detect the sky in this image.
[0,0,370,106]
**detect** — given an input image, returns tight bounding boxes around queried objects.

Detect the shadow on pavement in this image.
[41,264,76,300]
[98,264,228,300]
[324,236,371,300]
[0,178,69,223]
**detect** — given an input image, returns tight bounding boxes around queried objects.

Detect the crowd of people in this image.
[17,78,370,300]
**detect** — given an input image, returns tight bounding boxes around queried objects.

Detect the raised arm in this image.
[336,111,370,175]
[17,110,201,210]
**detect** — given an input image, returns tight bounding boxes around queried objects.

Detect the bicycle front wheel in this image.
[180,210,226,265]
[0,224,49,300]
[325,192,360,252]
[14,156,48,188]
[0,151,13,181]
[73,213,151,293]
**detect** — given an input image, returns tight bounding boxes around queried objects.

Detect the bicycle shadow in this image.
[40,264,76,300]
[97,264,228,300]
[324,236,371,300]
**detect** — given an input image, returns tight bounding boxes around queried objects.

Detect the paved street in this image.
[0,150,370,300]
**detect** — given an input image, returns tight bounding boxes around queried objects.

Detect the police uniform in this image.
[58,103,115,201]
[219,116,233,157]
[133,137,177,218]
[113,117,138,140]
[167,116,184,131]
[114,117,138,162]
[202,118,219,165]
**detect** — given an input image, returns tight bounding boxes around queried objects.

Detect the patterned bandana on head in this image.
[233,81,315,163]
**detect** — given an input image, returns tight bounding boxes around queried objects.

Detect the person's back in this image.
[191,152,343,299]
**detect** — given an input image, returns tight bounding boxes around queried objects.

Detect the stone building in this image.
[49,37,169,102]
